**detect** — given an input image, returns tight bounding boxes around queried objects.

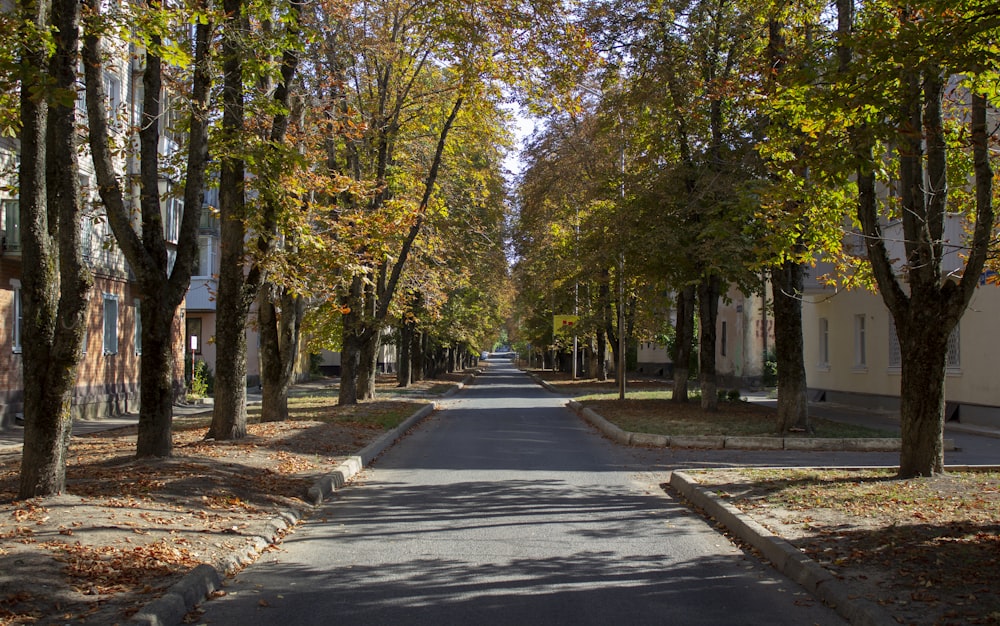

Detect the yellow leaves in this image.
[43,539,200,595]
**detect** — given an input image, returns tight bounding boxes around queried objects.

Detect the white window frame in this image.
[103,70,122,128]
[853,314,867,370]
[164,194,182,244]
[11,279,22,354]
[2,199,19,252]
[194,234,216,277]
[103,293,119,355]
[818,317,829,370]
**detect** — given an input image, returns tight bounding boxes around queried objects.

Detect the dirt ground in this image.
[687,468,1000,626]
[0,416,399,625]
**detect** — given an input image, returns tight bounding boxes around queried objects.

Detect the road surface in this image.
[197,361,844,625]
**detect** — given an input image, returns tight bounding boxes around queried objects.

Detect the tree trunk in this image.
[209,288,251,439]
[411,330,425,382]
[207,0,251,440]
[672,284,695,403]
[771,261,810,432]
[397,321,412,387]
[897,318,949,477]
[18,0,92,498]
[597,275,610,381]
[135,303,178,456]
[339,325,362,405]
[358,332,379,400]
[259,285,304,422]
[698,275,720,411]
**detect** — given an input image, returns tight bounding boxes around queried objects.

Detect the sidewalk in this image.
[743,390,1000,440]
[0,389,263,453]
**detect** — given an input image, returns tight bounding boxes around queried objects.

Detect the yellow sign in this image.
[553,315,579,336]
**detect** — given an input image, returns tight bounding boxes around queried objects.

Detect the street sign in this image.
[553,315,579,337]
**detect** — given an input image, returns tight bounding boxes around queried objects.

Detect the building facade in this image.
[801,216,1000,429]
[636,283,774,389]
[1,27,186,428]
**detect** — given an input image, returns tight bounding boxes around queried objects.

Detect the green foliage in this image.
[188,360,214,398]
[308,352,323,377]
[762,351,778,388]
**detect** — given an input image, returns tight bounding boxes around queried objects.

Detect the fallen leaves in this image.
[692,468,1000,625]
[0,391,438,624]
[40,539,200,596]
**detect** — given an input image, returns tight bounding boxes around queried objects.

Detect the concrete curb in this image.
[130,389,451,625]
[561,399,956,452]
[306,402,436,505]
[669,470,899,626]
[442,370,478,398]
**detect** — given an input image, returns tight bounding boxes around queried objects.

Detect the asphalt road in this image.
[197,361,845,625]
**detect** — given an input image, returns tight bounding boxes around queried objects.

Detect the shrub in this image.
[189,360,214,398]
[762,351,778,387]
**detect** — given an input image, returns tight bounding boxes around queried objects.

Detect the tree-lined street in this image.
[197,361,844,625]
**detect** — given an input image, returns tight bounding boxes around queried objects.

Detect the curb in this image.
[669,470,899,626]
[306,402,436,504]
[562,400,956,452]
[130,388,452,625]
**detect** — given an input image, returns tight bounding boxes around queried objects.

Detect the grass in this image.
[173,371,468,434]
[530,369,892,438]
[583,397,893,438]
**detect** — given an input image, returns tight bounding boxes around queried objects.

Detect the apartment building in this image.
[802,216,1000,430]
[1,27,186,428]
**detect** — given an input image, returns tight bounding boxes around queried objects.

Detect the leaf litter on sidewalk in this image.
[0,373,459,625]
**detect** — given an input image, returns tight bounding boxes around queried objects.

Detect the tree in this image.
[833,0,997,476]
[82,0,212,457]
[753,3,827,433]
[608,0,764,409]
[17,0,93,497]
[321,0,590,404]
[207,0,303,439]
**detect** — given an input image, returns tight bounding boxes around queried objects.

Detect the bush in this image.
[727,388,743,402]
[189,360,214,398]
[309,352,323,377]
[762,351,778,387]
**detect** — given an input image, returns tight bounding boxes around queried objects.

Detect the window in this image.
[854,314,867,368]
[889,319,959,371]
[888,318,901,369]
[134,298,142,355]
[947,325,960,371]
[720,321,727,357]
[194,235,216,277]
[11,279,22,354]
[81,213,96,262]
[103,70,122,127]
[163,194,182,243]
[818,318,829,368]
[103,294,119,355]
[2,199,19,252]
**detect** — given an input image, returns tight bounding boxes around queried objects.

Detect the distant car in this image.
[481,351,489,360]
